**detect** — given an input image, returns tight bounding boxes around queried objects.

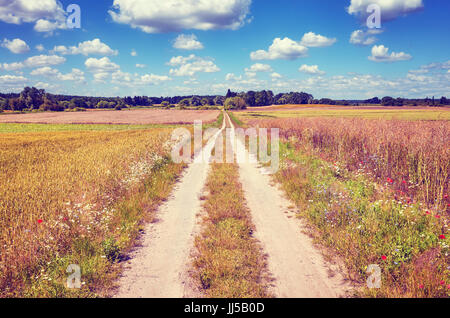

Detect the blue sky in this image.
[0,0,449,99]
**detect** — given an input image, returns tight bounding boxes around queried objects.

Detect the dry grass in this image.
[193,161,270,298]
[0,128,184,297]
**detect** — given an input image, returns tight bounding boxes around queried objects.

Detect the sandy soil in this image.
[226,113,351,298]
[0,109,219,125]
[114,116,226,298]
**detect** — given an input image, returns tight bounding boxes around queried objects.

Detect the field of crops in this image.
[241,113,449,297]
[0,127,184,297]
[239,106,450,121]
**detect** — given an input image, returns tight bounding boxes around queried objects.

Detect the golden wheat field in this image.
[0,128,179,297]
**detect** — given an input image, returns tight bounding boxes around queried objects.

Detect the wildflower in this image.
[37,219,43,224]
[439,234,446,240]
[425,211,431,215]
[435,215,441,219]
[381,255,387,261]
[387,178,393,184]
[440,280,445,286]
[444,194,448,199]
[419,284,424,289]
[402,180,407,184]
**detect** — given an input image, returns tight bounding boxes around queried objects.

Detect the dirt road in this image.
[226,113,350,298]
[115,118,226,298]
[115,113,349,298]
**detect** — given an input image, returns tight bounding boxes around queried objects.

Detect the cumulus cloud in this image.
[110,70,171,86]
[0,74,27,84]
[85,57,120,72]
[30,66,85,82]
[0,0,66,26]
[1,54,65,71]
[109,0,252,33]
[52,39,118,56]
[1,38,30,54]
[35,44,45,52]
[349,29,383,46]
[299,64,325,75]
[250,37,308,60]
[173,34,204,50]
[368,45,412,62]
[271,72,282,79]
[136,64,146,68]
[347,0,424,22]
[300,32,336,47]
[245,63,273,73]
[131,49,137,57]
[168,54,220,77]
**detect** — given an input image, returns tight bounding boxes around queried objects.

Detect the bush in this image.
[224,97,247,110]
[102,237,121,262]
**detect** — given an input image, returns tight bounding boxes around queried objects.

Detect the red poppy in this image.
[419,284,424,289]
[435,215,441,219]
[37,219,43,224]
[402,180,407,184]
[444,194,448,199]
[447,284,450,289]
[439,235,446,240]
[381,255,387,261]
[387,178,393,184]
[425,211,431,215]
[440,280,445,286]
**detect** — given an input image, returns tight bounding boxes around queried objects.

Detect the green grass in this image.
[275,142,449,298]
[239,108,450,121]
[0,123,184,133]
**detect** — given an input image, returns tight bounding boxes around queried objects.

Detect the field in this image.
[0,109,220,125]
[1,105,448,298]
[234,107,449,297]
[0,126,186,297]
[239,105,450,121]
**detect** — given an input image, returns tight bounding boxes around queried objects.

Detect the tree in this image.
[179,98,190,107]
[224,97,247,110]
[213,96,225,106]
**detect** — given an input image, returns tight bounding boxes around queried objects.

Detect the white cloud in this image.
[131,49,137,57]
[299,64,325,75]
[300,32,336,47]
[52,39,118,56]
[173,34,204,50]
[0,0,66,33]
[30,66,85,82]
[34,18,65,33]
[0,74,27,84]
[271,72,282,79]
[349,29,383,46]
[109,0,252,33]
[168,54,220,77]
[85,57,120,72]
[1,54,65,71]
[250,37,308,60]
[1,38,30,54]
[35,44,45,52]
[136,64,146,68]
[140,73,171,85]
[225,73,242,81]
[347,0,424,22]
[245,63,273,73]
[368,45,412,62]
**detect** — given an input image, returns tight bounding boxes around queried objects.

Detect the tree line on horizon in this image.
[0,87,449,112]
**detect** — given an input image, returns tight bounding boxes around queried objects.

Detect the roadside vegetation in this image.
[0,128,186,297]
[243,115,449,297]
[192,147,270,297]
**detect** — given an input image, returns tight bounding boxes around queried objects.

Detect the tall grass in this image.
[0,129,181,297]
[254,118,449,211]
